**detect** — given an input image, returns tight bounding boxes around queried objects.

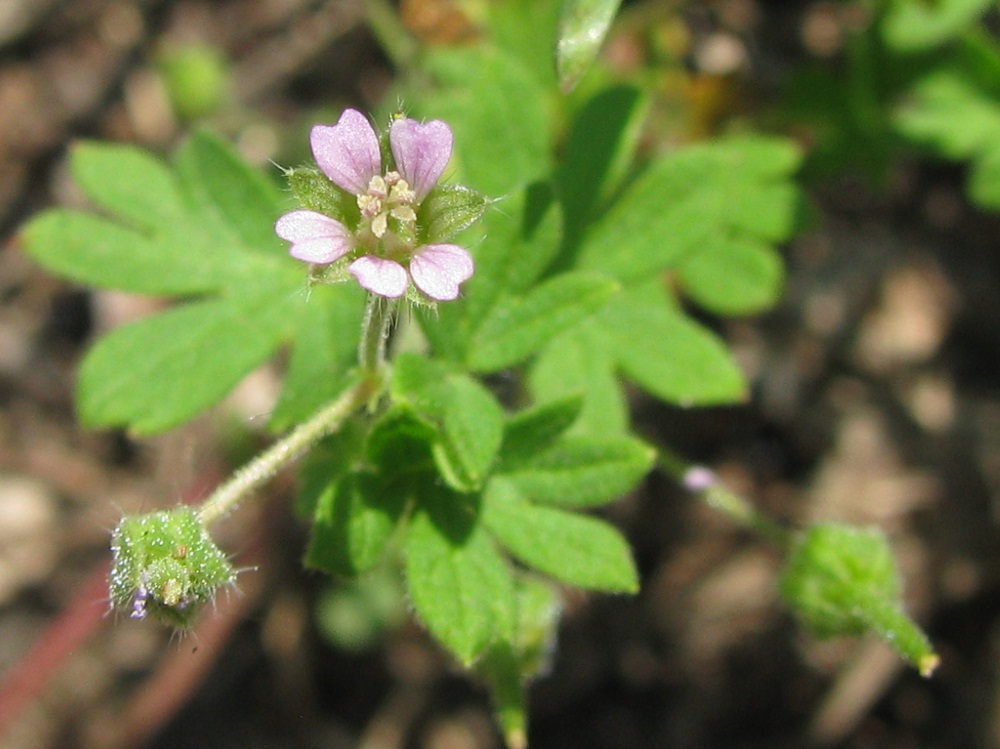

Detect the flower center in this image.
[357,170,417,242]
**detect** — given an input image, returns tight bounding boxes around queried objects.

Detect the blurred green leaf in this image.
[476,576,562,749]
[418,48,552,196]
[557,85,648,246]
[488,0,562,88]
[896,70,1000,159]
[20,132,316,435]
[529,320,628,435]
[601,283,747,406]
[677,238,784,315]
[883,0,991,52]
[315,566,405,652]
[158,44,229,120]
[556,0,623,92]
[576,136,800,289]
[78,289,297,434]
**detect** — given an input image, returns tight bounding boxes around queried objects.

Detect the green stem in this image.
[659,450,791,549]
[197,376,379,526]
[358,294,398,375]
[197,293,396,526]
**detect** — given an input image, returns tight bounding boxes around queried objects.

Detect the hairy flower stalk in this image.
[276,109,485,302]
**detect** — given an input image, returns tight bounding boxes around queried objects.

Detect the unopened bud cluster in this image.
[109,507,236,627]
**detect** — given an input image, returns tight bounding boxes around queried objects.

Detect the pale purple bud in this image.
[683,466,718,492]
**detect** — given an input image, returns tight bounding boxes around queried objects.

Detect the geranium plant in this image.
[17,0,937,744]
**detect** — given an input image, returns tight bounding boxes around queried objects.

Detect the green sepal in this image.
[285,166,358,228]
[780,523,939,676]
[419,184,491,244]
[109,506,236,628]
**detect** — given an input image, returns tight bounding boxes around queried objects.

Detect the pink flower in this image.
[275,109,474,302]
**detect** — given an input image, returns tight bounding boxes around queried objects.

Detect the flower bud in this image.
[109,507,236,628]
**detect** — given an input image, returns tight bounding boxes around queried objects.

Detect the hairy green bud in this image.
[109,507,237,628]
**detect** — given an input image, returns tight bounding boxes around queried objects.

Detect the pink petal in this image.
[348,256,409,298]
[275,210,353,264]
[311,109,381,195]
[389,118,453,201]
[409,244,473,301]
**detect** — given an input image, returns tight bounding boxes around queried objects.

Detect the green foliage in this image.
[416,47,552,196]
[483,478,637,592]
[405,495,517,665]
[780,524,938,676]
[20,133,359,434]
[305,471,405,577]
[895,68,1000,209]
[882,0,992,52]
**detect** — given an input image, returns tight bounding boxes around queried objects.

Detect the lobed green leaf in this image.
[20,210,238,295]
[392,354,505,492]
[676,237,784,316]
[576,136,800,289]
[484,478,638,592]
[497,433,653,507]
[78,287,298,434]
[71,141,187,231]
[497,395,584,471]
[529,320,628,435]
[600,283,746,406]
[467,271,619,372]
[405,507,516,664]
[174,130,287,258]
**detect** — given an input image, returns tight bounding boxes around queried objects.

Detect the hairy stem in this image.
[198,293,395,525]
[358,294,398,375]
[197,376,379,526]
